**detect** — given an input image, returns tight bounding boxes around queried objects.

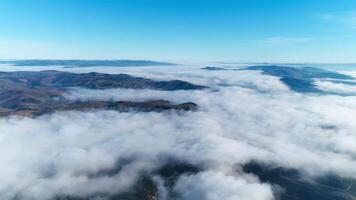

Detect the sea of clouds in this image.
[0,64,356,200]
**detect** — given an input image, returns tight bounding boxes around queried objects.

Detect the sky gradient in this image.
[1,0,356,62]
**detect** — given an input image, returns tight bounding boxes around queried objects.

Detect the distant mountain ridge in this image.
[245,65,354,93]
[0,70,206,90]
[202,65,355,93]
[0,70,205,117]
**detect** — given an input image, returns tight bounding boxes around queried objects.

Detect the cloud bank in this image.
[0,65,356,199]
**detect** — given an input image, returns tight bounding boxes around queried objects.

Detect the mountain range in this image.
[0,70,204,117]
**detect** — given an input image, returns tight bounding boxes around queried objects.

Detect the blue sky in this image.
[1,0,356,62]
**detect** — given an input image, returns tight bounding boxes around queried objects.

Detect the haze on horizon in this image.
[1,0,356,63]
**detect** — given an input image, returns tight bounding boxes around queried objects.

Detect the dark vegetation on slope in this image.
[51,160,356,200]
[0,70,205,117]
[243,162,356,200]
[53,160,200,200]
[0,70,206,90]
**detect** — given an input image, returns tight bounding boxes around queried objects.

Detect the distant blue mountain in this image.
[0,59,177,67]
[244,65,354,93]
[328,80,356,86]
[246,66,354,80]
[200,66,228,71]
[202,65,355,93]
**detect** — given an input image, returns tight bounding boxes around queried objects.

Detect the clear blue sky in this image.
[1,0,356,62]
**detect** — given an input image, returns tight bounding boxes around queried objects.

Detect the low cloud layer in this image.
[1,65,356,199]
[174,171,274,200]
[315,79,356,95]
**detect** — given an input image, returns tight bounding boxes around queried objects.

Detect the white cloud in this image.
[174,171,274,200]
[1,65,356,199]
[315,80,356,95]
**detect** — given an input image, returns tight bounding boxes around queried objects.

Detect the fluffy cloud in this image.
[1,65,356,199]
[315,80,356,95]
[174,171,274,200]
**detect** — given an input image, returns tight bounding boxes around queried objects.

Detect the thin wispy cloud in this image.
[259,37,312,45]
[319,11,356,29]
